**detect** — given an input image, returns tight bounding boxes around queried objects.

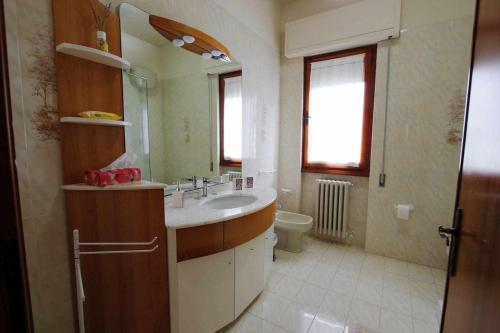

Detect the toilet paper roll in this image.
[396,204,413,220]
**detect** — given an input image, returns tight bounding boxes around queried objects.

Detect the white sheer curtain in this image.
[223,76,242,160]
[308,53,365,166]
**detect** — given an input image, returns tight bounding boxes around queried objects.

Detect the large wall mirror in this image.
[119,3,242,194]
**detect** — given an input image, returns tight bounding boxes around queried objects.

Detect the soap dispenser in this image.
[172,181,185,208]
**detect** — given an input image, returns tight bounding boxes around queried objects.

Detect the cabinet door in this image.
[264,225,275,283]
[235,234,265,316]
[178,249,235,333]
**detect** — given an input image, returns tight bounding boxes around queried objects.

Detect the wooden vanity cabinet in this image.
[176,234,268,333]
[169,202,276,333]
[65,189,169,333]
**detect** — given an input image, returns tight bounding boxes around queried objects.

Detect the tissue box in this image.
[111,169,133,184]
[129,168,141,181]
[84,168,141,187]
[84,170,114,187]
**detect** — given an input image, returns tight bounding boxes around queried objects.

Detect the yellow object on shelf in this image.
[78,111,122,121]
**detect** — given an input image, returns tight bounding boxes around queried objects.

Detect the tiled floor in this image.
[221,236,446,333]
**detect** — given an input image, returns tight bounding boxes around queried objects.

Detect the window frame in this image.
[301,45,377,177]
[219,70,243,167]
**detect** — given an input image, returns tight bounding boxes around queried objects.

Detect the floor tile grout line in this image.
[271,240,444,333]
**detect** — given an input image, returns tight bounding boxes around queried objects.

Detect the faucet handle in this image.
[181,176,198,189]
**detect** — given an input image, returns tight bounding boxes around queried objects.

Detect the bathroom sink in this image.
[201,194,258,209]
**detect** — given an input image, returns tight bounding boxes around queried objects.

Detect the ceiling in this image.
[279,0,363,7]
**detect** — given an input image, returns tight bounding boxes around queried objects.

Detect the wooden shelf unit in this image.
[56,42,130,69]
[53,1,169,332]
[60,116,131,127]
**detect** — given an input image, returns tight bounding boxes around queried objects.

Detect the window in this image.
[302,45,376,176]
[219,71,243,167]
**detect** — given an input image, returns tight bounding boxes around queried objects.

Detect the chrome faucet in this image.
[202,177,209,197]
[182,176,197,189]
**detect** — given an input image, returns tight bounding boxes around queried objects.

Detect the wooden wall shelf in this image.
[56,42,131,69]
[60,117,131,127]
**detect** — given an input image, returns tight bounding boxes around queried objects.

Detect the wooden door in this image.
[65,189,169,333]
[441,0,500,332]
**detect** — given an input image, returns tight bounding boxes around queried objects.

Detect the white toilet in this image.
[274,210,313,253]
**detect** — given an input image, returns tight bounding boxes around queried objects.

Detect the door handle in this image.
[439,208,463,277]
[438,226,457,246]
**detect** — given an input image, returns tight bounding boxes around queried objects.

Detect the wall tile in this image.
[365,16,474,269]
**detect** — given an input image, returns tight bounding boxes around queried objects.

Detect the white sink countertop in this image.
[165,184,277,229]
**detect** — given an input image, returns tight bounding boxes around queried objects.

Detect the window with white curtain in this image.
[302,46,376,176]
[219,71,242,166]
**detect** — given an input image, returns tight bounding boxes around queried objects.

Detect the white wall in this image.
[214,0,281,48]
[278,0,475,261]
[365,0,475,268]
[280,0,363,30]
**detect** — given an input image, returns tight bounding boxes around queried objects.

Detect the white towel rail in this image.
[79,236,158,246]
[72,229,158,333]
[79,246,159,256]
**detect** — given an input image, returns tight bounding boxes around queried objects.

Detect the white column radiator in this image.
[314,179,352,239]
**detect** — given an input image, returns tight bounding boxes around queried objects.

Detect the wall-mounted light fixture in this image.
[172,38,184,47]
[211,50,222,57]
[182,35,195,43]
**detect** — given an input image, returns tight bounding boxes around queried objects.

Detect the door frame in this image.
[0,0,34,331]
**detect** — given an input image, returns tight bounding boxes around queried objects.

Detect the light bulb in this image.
[182,35,195,44]
[202,52,213,60]
[211,50,222,57]
[172,39,184,47]
[219,54,231,63]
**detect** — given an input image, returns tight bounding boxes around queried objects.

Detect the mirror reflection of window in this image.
[219,71,242,166]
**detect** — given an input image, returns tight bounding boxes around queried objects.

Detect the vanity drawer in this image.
[223,203,276,249]
[176,223,224,262]
[175,202,275,262]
